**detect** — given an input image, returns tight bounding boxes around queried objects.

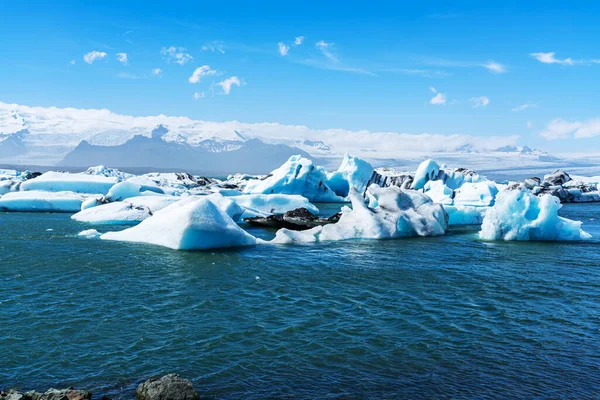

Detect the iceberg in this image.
[326,154,374,197]
[20,171,117,194]
[272,186,448,244]
[411,159,441,190]
[101,198,259,250]
[105,181,164,202]
[243,155,345,202]
[479,188,591,241]
[0,190,86,212]
[78,229,101,239]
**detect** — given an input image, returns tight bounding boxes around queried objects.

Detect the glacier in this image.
[0,155,596,249]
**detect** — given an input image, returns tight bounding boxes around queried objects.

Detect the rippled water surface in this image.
[1,203,600,399]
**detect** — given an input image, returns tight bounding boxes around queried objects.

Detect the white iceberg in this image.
[20,171,117,194]
[78,229,101,239]
[326,154,374,197]
[411,159,441,190]
[0,190,86,212]
[243,155,344,202]
[272,186,448,244]
[105,181,164,202]
[479,189,591,241]
[101,198,259,250]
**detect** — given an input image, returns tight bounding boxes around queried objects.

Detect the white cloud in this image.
[278,42,290,56]
[117,72,144,80]
[470,96,490,108]
[70,60,76,65]
[188,65,218,83]
[530,52,575,65]
[0,101,522,161]
[202,42,225,54]
[83,51,107,64]
[540,119,583,139]
[430,92,447,105]
[152,68,163,76]
[294,36,304,46]
[193,92,205,100]
[218,76,241,95]
[161,46,193,65]
[116,52,128,65]
[482,61,507,73]
[429,87,437,93]
[512,103,536,112]
[316,40,338,62]
[527,121,533,129]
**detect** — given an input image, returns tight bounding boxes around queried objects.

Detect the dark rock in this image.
[136,374,199,400]
[23,172,43,180]
[284,207,317,220]
[1,389,91,400]
[542,169,571,186]
[523,177,540,190]
[244,208,338,231]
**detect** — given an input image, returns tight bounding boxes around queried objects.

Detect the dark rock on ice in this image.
[542,169,571,186]
[523,177,540,190]
[244,207,338,231]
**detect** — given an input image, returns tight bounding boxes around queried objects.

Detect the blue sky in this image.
[2,0,600,153]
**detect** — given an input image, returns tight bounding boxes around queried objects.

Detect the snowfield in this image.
[0,156,597,249]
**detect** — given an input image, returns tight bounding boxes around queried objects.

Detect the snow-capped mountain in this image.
[1,101,593,177]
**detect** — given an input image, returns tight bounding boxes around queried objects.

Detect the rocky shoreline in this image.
[0,374,199,400]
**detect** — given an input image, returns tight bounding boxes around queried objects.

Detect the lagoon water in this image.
[1,203,600,398]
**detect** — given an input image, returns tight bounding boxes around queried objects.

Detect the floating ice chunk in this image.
[84,165,133,180]
[0,190,86,212]
[231,194,319,216]
[272,186,447,244]
[453,182,499,207]
[243,155,344,202]
[101,198,259,250]
[479,189,591,241]
[20,171,117,194]
[105,181,164,202]
[444,205,488,225]
[78,229,101,239]
[326,154,374,197]
[423,180,454,205]
[72,195,180,225]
